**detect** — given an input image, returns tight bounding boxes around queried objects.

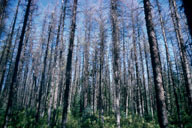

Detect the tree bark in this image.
[131,11,143,116]
[0,0,20,92]
[137,28,149,116]
[0,0,8,36]
[182,0,192,37]
[2,0,32,127]
[143,0,168,127]
[156,0,182,126]
[110,0,121,127]
[61,0,78,127]
[36,13,54,122]
[98,16,105,125]
[169,0,192,112]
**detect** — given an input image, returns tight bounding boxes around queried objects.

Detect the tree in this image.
[143,0,168,127]
[110,0,121,127]
[47,1,68,127]
[2,0,32,127]
[0,0,20,92]
[98,9,106,125]
[131,9,143,116]
[83,8,91,109]
[61,0,78,127]
[0,0,9,36]
[155,0,182,126]
[35,12,55,122]
[169,0,192,113]
[0,0,192,128]
[181,0,192,37]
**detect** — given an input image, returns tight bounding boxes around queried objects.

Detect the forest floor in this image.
[0,107,192,128]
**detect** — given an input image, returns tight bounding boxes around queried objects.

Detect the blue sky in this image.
[40,0,51,5]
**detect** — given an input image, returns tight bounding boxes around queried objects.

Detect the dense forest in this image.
[0,0,192,127]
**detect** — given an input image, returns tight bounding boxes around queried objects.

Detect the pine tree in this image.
[110,0,121,127]
[143,0,168,127]
[2,0,32,127]
[61,0,78,127]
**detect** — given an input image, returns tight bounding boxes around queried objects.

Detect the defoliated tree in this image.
[61,0,78,127]
[143,0,168,127]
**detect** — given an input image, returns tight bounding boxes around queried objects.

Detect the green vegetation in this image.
[0,107,191,128]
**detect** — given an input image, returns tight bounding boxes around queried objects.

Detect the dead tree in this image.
[143,0,168,127]
[35,12,55,122]
[156,0,182,126]
[0,0,20,92]
[61,0,78,127]
[110,0,121,127]
[2,0,32,127]
[169,0,192,112]
[181,0,192,37]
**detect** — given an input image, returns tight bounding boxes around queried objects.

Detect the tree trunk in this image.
[137,28,149,116]
[156,0,182,126]
[169,0,192,112]
[36,13,54,122]
[0,0,8,36]
[110,0,121,127]
[143,34,154,117]
[143,0,168,127]
[182,0,192,37]
[131,11,143,116]
[2,0,32,127]
[98,17,105,125]
[0,0,20,92]
[61,0,78,127]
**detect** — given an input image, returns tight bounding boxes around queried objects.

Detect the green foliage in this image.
[182,113,192,128]
[71,93,81,117]
[104,115,116,128]
[67,110,160,128]
[168,110,192,128]
[0,107,5,127]
[80,107,101,128]
[120,114,159,128]
[0,106,192,128]
[66,113,80,128]
[0,108,48,128]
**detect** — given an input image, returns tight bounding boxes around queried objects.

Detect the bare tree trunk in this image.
[83,10,91,108]
[169,0,192,112]
[182,0,192,37]
[0,0,8,36]
[98,16,105,125]
[36,13,54,122]
[143,0,168,127]
[92,49,97,113]
[0,0,20,92]
[122,21,128,118]
[48,2,68,125]
[143,34,154,117]
[131,11,143,116]
[61,0,78,127]
[156,0,182,126]
[2,0,32,127]
[1,27,20,98]
[137,28,149,116]
[110,0,121,127]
